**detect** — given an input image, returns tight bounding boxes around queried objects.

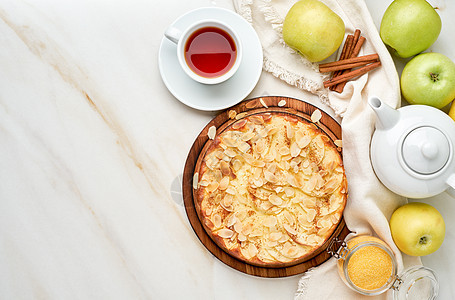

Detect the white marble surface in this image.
[0,0,453,299]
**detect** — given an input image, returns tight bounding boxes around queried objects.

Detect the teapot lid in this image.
[402,126,450,175]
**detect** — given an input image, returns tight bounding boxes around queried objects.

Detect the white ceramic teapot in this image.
[369,96,455,199]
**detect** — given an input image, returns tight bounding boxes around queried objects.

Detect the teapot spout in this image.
[368,96,399,130]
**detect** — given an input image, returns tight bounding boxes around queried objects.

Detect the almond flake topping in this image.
[220,161,230,176]
[226,214,238,227]
[307,209,316,222]
[225,186,237,195]
[278,99,286,107]
[250,115,264,125]
[205,207,212,216]
[222,194,233,207]
[235,112,247,120]
[232,158,242,171]
[279,146,291,156]
[290,142,301,157]
[255,139,266,153]
[283,223,298,235]
[198,180,209,187]
[263,216,277,227]
[238,233,247,242]
[207,182,219,193]
[219,176,230,190]
[208,126,216,140]
[284,187,295,197]
[252,160,266,168]
[285,245,299,258]
[264,170,278,184]
[241,131,256,142]
[248,243,258,257]
[234,221,243,233]
[196,113,347,265]
[193,173,199,190]
[232,119,247,130]
[246,101,258,109]
[257,127,269,138]
[218,228,234,239]
[221,202,234,212]
[237,141,251,153]
[224,148,237,158]
[330,213,340,225]
[286,125,295,139]
[283,210,295,225]
[269,194,283,206]
[262,113,272,121]
[269,232,282,242]
[213,214,222,228]
[297,135,312,148]
[260,98,269,108]
[311,109,322,123]
[228,110,237,119]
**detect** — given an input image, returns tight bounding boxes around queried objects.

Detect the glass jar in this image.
[327,235,439,299]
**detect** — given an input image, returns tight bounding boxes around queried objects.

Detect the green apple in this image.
[401,53,455,109]
[380,0,441,58]
[283,0,345,62]
[390,202,445,256]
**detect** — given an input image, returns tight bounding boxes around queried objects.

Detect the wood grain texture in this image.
[182,96,350,278]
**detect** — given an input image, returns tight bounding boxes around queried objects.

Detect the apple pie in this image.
[193,112,347,266]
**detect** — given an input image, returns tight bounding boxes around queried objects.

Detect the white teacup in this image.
[164,19,242,85]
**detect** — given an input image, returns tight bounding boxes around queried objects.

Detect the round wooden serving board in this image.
[182,96,350,278]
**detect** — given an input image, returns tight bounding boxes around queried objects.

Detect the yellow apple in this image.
[390,202,445,256]
[449,101,455,121]
[282,0,345,62]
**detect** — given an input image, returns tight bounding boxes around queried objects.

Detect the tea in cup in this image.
[164,19,242,84]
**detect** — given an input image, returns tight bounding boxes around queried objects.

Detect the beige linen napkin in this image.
[232,0,421,299]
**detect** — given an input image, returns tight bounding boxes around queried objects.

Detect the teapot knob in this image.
[421,142,439,160]
[402,126,450,175]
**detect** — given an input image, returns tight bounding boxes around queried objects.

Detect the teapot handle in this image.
[445,173,455,198]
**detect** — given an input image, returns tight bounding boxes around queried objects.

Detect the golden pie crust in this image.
[193,112,347,267]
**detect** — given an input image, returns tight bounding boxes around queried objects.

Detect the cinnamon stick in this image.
[331,32,360,91]
[321,29,379,93]
[351,36,366,58]
[333,30,361,91]
[330,35,353,78]
[340,35,354,61]
[319,53,379,72]
[319,60,375,73]
[323,61,381,88]
[345,29,360,59]
[334,36,367,92]
[352,29,361,52]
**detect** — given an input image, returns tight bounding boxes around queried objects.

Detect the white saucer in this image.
[158,7,263,111]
